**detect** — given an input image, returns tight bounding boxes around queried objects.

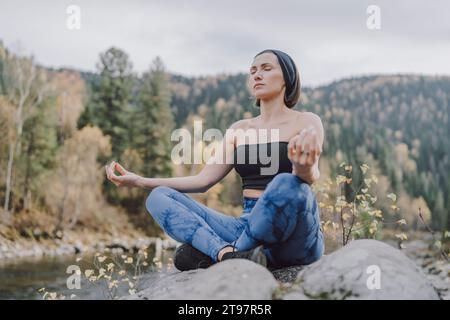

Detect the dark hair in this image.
[252,49,301,109]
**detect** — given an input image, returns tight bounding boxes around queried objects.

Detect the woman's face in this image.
[249,52,285,102]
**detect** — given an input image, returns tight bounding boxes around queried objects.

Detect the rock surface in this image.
[271,265,305,283]
[126,259,279,300]
[127,239,443,300]
[400,240,450,300]
[283,239,440,300]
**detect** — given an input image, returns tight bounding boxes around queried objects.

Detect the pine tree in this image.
[133,56,174,179]
[77,47,133,161]
[19,98,58,211]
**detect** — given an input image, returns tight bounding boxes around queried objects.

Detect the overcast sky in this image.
[1,0,449,86]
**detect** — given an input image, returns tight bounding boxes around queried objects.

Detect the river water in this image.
[0,247,175,300]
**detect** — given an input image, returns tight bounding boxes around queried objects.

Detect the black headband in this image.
[254,49,299,107]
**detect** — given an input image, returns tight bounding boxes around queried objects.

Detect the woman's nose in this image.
[253,73,263,83]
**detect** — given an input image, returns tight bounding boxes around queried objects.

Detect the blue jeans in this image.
[145,173,324,269]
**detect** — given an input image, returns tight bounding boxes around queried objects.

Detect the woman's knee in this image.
[264,173,315,212]
[266,173,313,203]
[145,186,175,217]
[270,172,308,188]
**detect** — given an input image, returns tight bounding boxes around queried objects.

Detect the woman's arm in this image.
[106,120,242,193]
[137,160,235,193]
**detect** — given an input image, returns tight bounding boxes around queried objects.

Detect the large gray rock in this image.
[126,239,442,300]
[126,259,278,300]
[283,239,440,300]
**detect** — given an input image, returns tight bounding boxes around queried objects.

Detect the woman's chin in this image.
[255,93,274,101]
[254,91,269,99]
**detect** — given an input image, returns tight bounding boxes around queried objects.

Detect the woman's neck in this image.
[258,96,290,124]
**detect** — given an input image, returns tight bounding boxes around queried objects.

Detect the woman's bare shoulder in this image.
[228,118,253,130]
[294,110,322,123]
[294,110,325,144]
[293,109,318,117]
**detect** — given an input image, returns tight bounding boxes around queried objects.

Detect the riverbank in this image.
[0,228,178,264]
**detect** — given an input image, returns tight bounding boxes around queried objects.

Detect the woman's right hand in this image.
[105,161,142,188]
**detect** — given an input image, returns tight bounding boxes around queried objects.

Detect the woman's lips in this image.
[254,84,264,89]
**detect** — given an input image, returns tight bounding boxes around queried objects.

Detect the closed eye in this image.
[250,67,272,74]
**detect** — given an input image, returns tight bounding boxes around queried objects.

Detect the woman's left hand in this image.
[287,126,322,168]
[105,161,142,188]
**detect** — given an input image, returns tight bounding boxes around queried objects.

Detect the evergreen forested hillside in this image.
[161,73,450,229]
[304,76,450,229]
[1,43,448,242]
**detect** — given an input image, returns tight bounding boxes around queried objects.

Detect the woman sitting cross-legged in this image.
[105,49,324,271]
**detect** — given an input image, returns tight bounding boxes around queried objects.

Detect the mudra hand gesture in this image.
[287,125,322,168]
[105,161,142,188]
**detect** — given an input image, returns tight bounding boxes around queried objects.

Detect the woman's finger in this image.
[304,133,314,153]
[309,142,322,165]
[110,173,122,186]
[105,163,122,187]
[307,129,318,151]
[300,127,315,151]
[289,142,296,162]
[110,163,121,179]
[299,132,313,165]
[289,127,317,165]
[306,148,317,166]
[302,130,316,165]
[107,162,113,179]
[295,138,304,164]
[289,135,300,157]
[115,162,127,175]
[292,129,307,159]
[288,135,296,153]
[107,164,113,180]
[107,167,117,185]
[111,174,121,182]
[315,143,322,156]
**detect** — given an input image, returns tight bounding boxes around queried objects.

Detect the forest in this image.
[0,42,449,255]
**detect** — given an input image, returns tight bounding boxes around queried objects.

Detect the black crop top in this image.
[233,141,293,190]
